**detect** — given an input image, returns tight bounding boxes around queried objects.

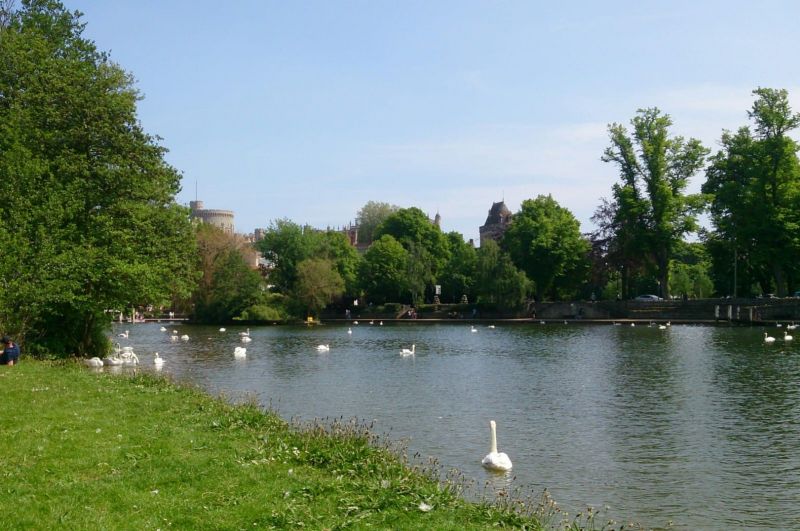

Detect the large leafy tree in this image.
[702,88,800,296]
[374,207,450,300]
[502,195,589,300]
[600,108,708,299]
[439,231,477,303]
[294,258,345,317]
[474,240,530,310]
[355,200,398,245]
[192,224,262,323]
[256,219,360,301]
[358,235,408,304]
[0,0,197,356]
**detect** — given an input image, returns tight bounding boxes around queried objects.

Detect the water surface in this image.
[113,322,800,530]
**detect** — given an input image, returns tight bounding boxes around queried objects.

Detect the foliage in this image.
[256,220,360,304]
[192,225,263,323]
[355,200,399,245]
[239,292,291,321]
[702,88,800,296]
[439,231,477,303]
[359,235,409,304]
[475,240,531,310]
[294,258,345,317]
[0,0,198,356]
[502,195,589,300]
[375,207,450,277]
[598,108,708,299]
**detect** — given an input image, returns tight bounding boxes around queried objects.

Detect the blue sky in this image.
[69,0,800,243]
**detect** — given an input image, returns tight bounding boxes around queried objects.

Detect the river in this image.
[112,321,800,530]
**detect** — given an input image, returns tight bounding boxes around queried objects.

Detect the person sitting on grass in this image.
[1,335,20,366]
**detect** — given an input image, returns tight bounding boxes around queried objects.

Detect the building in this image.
[479,201,512,246]
[189,200,235,234]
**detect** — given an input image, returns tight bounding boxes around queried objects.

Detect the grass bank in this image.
[0,361,557,530]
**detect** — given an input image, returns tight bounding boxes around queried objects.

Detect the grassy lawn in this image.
[0,361,551,530]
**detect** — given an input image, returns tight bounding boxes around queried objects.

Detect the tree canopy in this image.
[0,0,197,356]
[502,195,589,300]
[599,108,708,299]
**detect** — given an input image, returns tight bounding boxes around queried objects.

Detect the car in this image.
[634,294,662,301]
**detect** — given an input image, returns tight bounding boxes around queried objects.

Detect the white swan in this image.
[764,332,776,343]
[239,328,250,337]
[470,326,477,333]
[103,356,123,366]
[180,334,190,341]
[353,320,359,325]
[234,346,247,359]
[153,352,165,366]
[84,357,104,367]
[170,334,179,341]
[785,331,794,342]
[787,323,797,330]
[172,330,178,334]
[487,325,496,329]
[347,328,352,335]
[219,327,226,332]
[159,326,167,332]
[659,324,667,330]
[316,344,330,352]
[400,344,415,356]
[379,321,383,326]
[481,420,512,472]
[118,330,129,338]
[241,335,252,343]
[369,320,374,325]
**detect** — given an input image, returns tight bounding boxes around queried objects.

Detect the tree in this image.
[313,230,361,297]
[474,240,530,310]
[502,195,589,300]
[702,88,800,296]
[192,224,262,323]
[294,258,345,317]
[358,235,408,304]
[355,200,399,245]
[439,232,477,303]
[0,0,198,356]
[601,108,708,299]
[374,207,450,279]
[256,219,316,293]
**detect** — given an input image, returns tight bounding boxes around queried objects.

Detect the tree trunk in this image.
[773,263,787,297]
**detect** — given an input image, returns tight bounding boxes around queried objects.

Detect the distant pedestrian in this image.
[1,336,20,366]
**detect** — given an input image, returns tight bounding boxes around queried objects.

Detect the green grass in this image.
[0,361,562,530]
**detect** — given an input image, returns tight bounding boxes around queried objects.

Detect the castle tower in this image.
[479,201,512,246]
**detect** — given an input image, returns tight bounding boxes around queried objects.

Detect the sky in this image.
[67,0,800,243]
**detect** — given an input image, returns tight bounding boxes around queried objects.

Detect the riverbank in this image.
[1,361,552,530]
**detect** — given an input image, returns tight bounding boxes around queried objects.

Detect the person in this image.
[1,336,20,366]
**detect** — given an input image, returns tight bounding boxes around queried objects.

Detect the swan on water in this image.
[785,331,794,342]
[369,320,374,325]
[118,330,129,338]
[787,323,797,330]
[481,420,512,472]
[172,330,178,334]
[234,346,247,359]
[153,352,165,366]
[487,325,496,329]
[84,357,104,368]
[764,332,776,343]
[659,324,667,330]
[159,326,167,332]
[379,321,383,326]
[103,356,123,366]
[180,334,190,341]
[239,328,250,337]
[241,335,252,343]
[219,327,226,332]
[316,344,330,352]
[353,321,359,325]
[400,344,415,356]
[470,326,477,333]
[347,328,352,335]
[170,334,179,341]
